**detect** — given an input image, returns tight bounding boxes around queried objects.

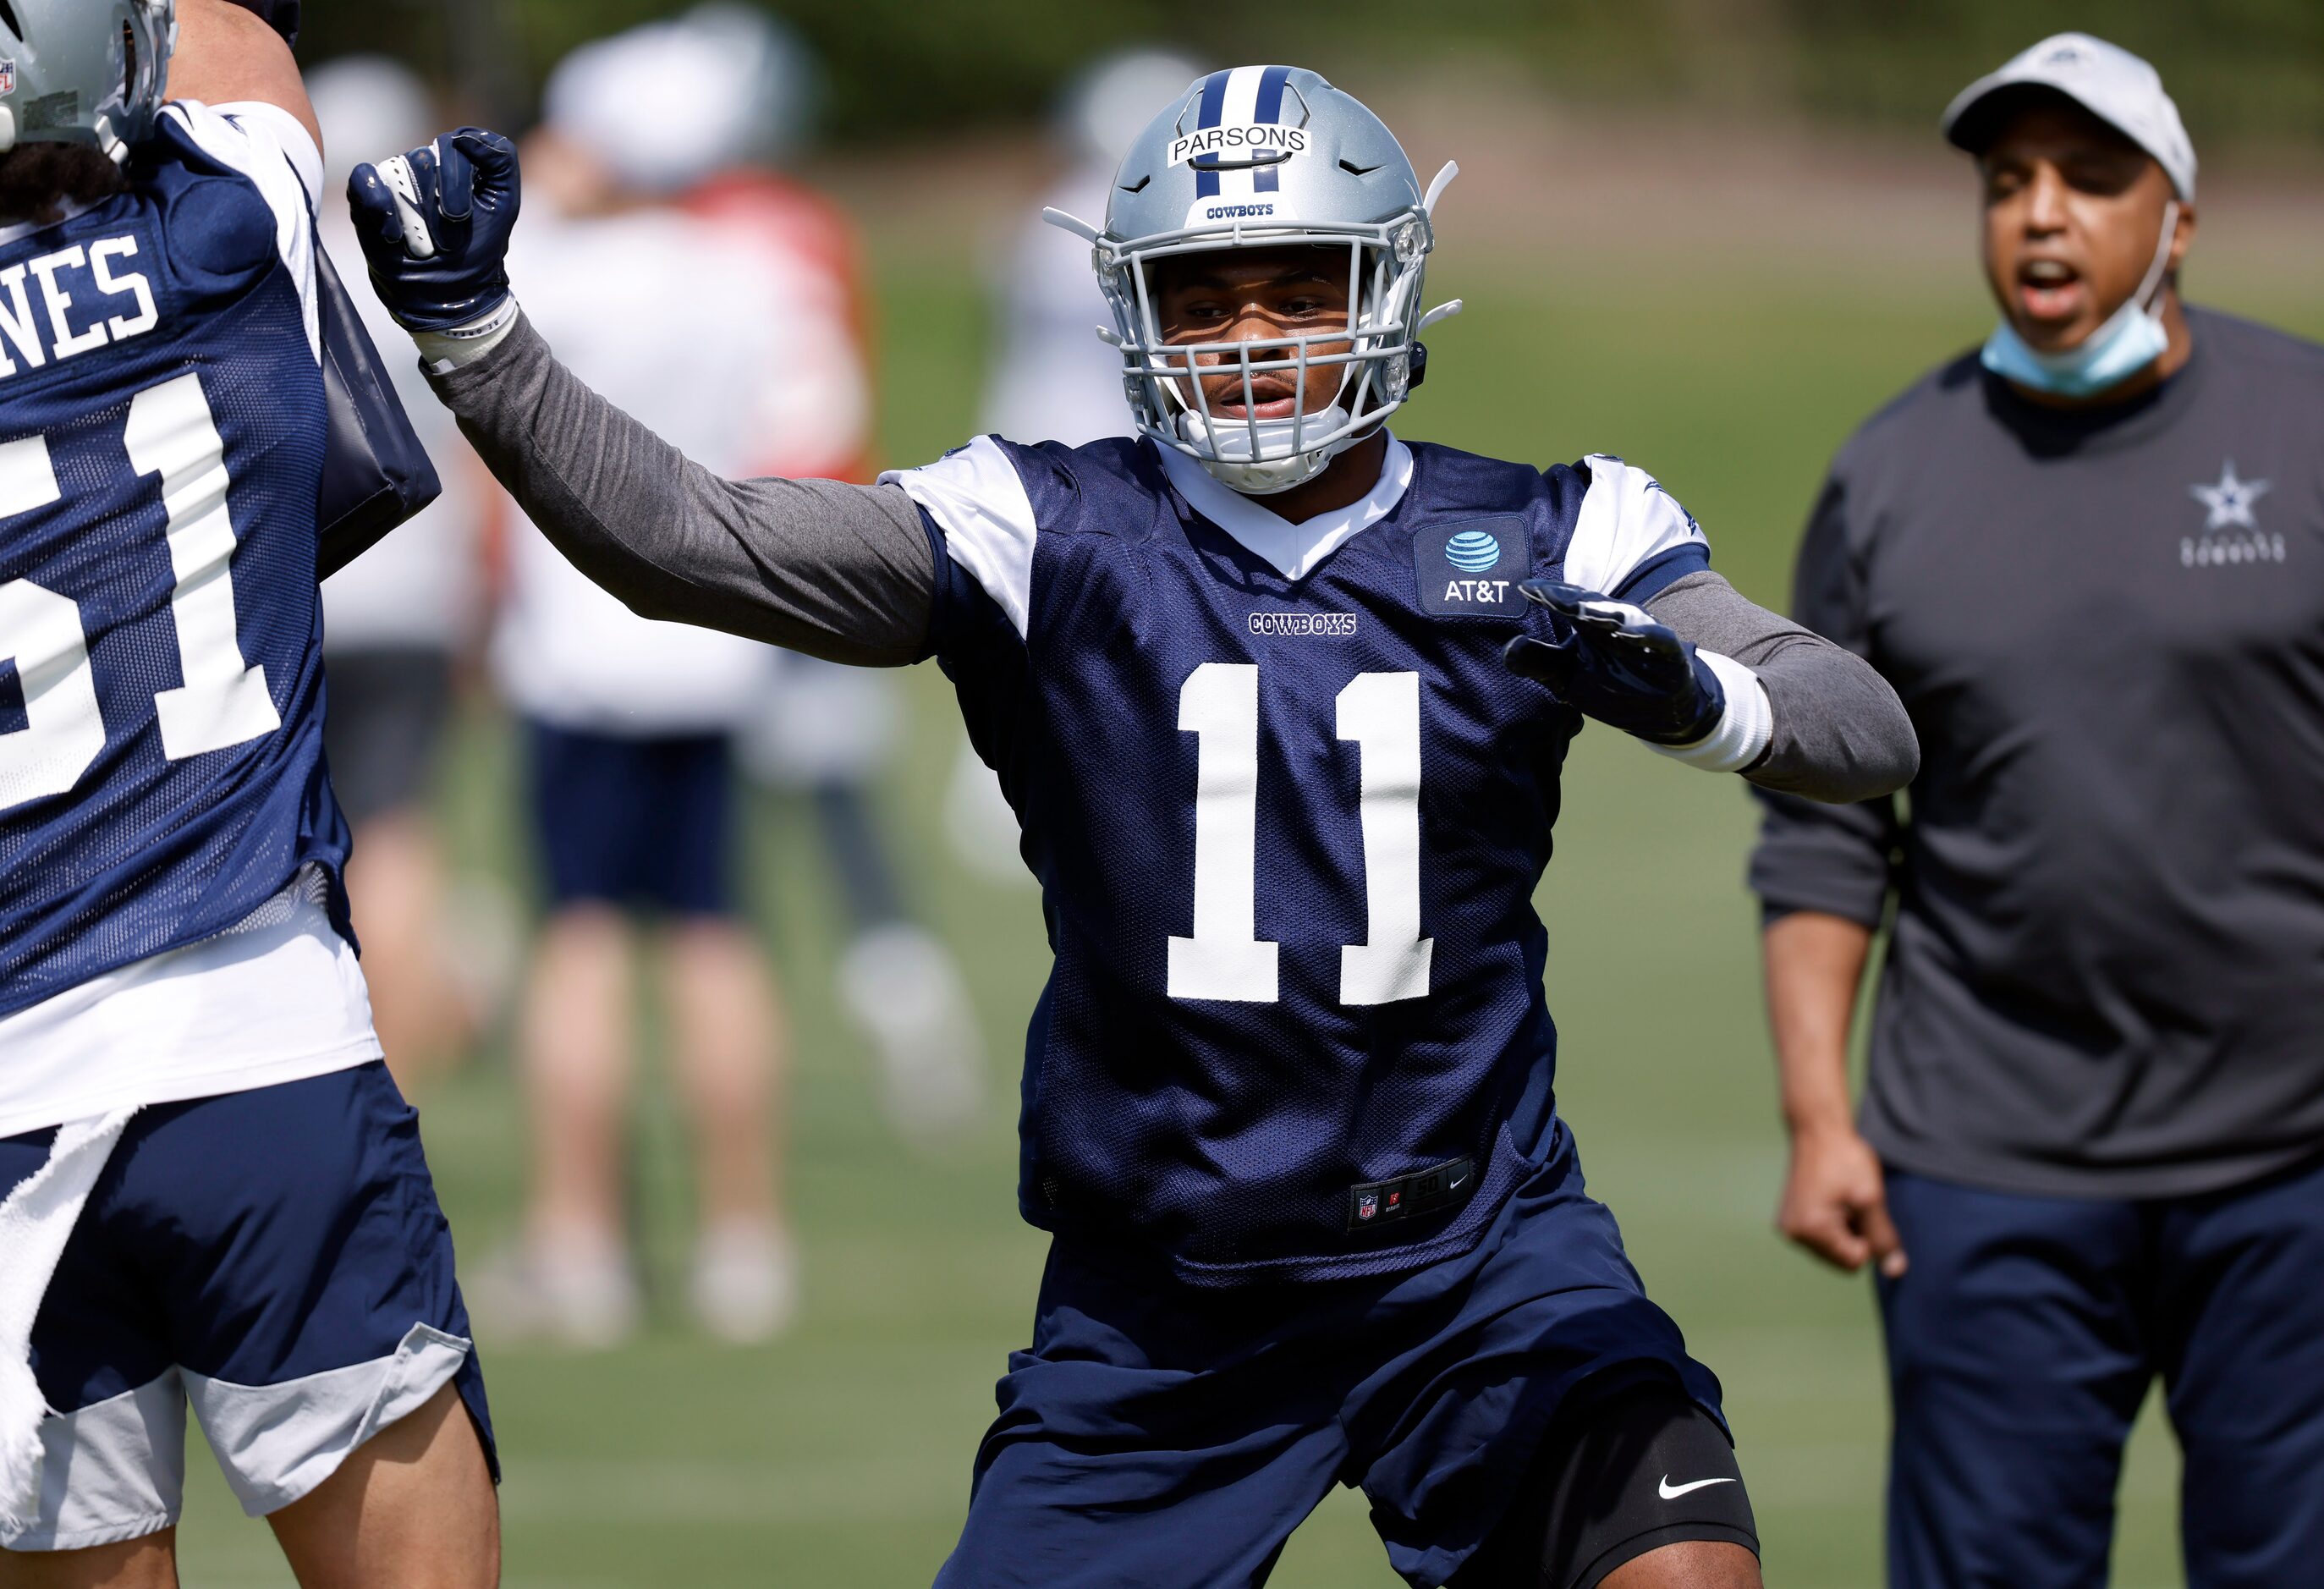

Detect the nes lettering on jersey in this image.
[1413,516,1529,617]
[1168,124,1310,168]
[1248,611,1357,638]
[0,229,162,381]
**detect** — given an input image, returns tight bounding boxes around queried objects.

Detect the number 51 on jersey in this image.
[0,371,281,815]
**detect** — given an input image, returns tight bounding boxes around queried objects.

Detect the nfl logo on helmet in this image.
[0,61,15,97]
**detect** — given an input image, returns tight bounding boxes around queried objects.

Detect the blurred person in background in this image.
[739,655,987,1141]
[310,55,498,1095]
[481,17,798,1349]
[677,3,986,1143]
[1753,33,2324,1588]
[981,47,1206,450]
[941,47,1208,890]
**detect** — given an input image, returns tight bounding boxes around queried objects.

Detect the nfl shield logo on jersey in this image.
[1357,1192,1379,1223]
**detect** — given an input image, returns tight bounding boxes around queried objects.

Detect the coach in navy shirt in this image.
[1752,31,2324,1588]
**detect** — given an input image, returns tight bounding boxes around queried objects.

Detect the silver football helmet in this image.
[0,0,178,163]
[1047,64,1459,495]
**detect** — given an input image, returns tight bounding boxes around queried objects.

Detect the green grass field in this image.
[168,247,2321,1585]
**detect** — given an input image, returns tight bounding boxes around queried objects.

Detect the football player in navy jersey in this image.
[357,66,1914,1589]
[0,4,497,1584]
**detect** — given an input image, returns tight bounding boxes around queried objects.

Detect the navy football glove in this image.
[1503,579,1726,745]
[347,129,522,336]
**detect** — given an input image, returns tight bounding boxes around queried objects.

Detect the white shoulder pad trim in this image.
[1563,455,1706,598]
[160,101,322,363]
[880,435,1040,639]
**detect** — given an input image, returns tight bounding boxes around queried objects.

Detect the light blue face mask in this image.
[1981,202,2179,399]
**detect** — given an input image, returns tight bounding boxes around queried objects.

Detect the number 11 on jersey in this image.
[1168,663,1434,1007]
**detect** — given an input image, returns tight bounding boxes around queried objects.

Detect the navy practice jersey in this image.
[892,433,1708,1284]
[0,102,343,1019]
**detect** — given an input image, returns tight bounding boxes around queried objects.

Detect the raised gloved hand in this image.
[1503,579,1728,746]
[347,129,522,347]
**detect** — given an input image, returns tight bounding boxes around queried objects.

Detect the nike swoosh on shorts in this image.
[1658,1476,1737,1501]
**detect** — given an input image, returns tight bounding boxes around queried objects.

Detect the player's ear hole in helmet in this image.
[1046,64,1462,498]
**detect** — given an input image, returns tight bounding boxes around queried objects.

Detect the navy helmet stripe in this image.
[1194,69,1231,199]
[1252,65,1292,193]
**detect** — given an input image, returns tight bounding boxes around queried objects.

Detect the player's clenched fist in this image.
[1504,578,1730,746]
[348,129,522,344]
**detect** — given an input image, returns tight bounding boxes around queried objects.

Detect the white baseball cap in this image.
[1942,32,2195,201]
[544,5,812,195]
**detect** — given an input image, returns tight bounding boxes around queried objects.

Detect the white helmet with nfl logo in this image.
[1047,64,1461,495]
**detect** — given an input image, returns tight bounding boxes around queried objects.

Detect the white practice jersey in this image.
[491,206,783,736]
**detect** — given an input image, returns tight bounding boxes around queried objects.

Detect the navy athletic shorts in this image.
[0,1064,494,1552]
[937,1118,1727,1589]
[1881,1156,2324,1589]
[525,720,738,917]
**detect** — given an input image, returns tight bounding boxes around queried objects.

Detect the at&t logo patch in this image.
[1444,531,1501,572]
[1414,516,1528,617]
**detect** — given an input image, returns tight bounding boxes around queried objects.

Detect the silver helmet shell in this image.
[1052,65,1459,495]
[0,0,179,164]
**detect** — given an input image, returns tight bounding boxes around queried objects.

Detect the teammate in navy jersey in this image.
[0,4,496,1583]
[356,66,1914,1589]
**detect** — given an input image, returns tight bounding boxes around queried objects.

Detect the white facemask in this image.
[1177,404,1357,496]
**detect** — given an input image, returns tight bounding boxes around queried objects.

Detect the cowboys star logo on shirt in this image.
[2183,459,2285,568]
[2191,459,2271,531]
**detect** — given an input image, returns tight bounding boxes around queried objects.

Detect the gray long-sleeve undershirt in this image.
[428,313,1914,803]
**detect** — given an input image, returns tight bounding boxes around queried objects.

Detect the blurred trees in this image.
[296,0,2324,150]
[1783,0,2324,143]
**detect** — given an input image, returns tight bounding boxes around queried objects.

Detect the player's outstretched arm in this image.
[1645,570,1918,804]
[347,131,938,667]
[1505,575,1916,805]
[169,0,321,151]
